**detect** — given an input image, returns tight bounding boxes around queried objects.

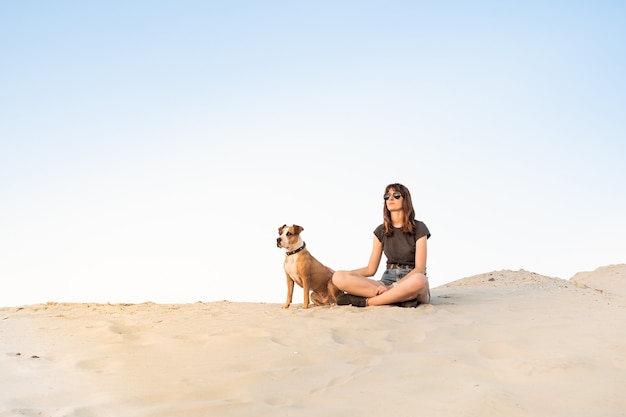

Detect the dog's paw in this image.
[281,304,291,309]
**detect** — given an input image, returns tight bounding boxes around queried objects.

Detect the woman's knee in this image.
[405,272,428,293]
[332,271,347,287]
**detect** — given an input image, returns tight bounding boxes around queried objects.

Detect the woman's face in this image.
[384,188,403,211]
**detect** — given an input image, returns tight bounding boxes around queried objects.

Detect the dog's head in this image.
[276,224,304,249]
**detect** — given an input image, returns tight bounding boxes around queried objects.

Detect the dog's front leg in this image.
[282,273,294,309]
[301,275,310,309]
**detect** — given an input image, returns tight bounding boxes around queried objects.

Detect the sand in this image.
[1,265,625,417]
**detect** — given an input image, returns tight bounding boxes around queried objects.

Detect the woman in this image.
[333,183,431,307]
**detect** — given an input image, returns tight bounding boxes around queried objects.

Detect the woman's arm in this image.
[351,236,383,277]
[413,235,427,274]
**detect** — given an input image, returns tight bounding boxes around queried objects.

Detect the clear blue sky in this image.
[1,1,625,307]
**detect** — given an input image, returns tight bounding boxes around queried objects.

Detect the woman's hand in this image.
[375,285,389,295]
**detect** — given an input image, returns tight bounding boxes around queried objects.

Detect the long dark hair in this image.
[382,183,416,236]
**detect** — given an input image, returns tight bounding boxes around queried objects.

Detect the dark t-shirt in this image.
[373,221,430,267]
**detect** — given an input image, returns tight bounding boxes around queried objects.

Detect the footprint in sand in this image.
[270,335,296,347]
[108,321,145,341]
[310,365,374,395]
[330,328,365,345]
[327,375,353,387]
[76,354,127,374]
[310,375,352,394]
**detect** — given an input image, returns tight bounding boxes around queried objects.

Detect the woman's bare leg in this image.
[367,272,430,306]
[332,270,385,298]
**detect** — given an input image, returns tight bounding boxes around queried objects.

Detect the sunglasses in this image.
[383,192,402,200]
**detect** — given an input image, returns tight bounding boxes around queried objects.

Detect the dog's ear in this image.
[293,225,304,234]
[278,224,287,234]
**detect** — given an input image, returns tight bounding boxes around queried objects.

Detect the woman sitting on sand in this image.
[333,183,431,308]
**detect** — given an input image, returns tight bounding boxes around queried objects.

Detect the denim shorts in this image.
[379,268,413,286]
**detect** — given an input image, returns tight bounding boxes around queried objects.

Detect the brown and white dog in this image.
[276,224,340,309]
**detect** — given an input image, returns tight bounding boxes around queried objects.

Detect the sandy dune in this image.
[1,265,625,416]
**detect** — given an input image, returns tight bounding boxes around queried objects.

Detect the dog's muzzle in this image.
[276,237,282,248]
